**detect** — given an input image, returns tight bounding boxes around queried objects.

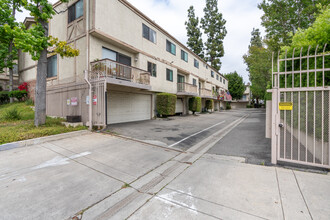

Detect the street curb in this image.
[0,130,90,152]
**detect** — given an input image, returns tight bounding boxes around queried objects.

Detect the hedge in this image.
[205,100,214,110]
[0,91,10,104]
[9,90,28,101]
[189,97,201,114]
[226,102,231,110]
[156,93,177,116]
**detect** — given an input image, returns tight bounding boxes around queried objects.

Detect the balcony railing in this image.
[90,59,150,85]
[212,91,219,99]
[199,88,212,97]
[177,83,198,94]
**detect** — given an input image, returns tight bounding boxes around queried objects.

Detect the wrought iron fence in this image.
[272,44,330,168]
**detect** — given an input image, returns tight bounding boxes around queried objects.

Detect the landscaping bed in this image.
[0,102,86,145]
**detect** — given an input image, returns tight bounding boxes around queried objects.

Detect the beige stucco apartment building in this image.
[19,0,229,127]
[231,83,251,109]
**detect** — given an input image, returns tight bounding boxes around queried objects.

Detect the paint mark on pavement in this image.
[33,152,91,170]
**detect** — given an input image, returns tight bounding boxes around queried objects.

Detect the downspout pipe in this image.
[85,0,92,130]
[84,70,92,130]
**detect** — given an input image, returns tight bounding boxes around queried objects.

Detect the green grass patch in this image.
[0,102,86,145]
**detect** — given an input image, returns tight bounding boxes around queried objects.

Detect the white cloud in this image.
[16,0,265,83]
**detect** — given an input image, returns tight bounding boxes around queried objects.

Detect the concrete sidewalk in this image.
[0,132,180,220]
[130,154,330,220]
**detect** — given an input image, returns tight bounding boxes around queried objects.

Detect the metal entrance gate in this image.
[271,45,330,169]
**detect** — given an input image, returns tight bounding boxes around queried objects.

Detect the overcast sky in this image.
[16,0,265,83]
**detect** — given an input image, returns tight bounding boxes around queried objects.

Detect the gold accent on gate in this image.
[279,102,293,111]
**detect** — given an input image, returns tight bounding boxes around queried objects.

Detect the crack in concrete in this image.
[292,170,314,220]
[275,167,286,220]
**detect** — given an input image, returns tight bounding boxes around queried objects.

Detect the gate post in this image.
[271,89,278,164]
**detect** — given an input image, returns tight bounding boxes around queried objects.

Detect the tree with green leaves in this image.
[249,28,262,48]
[11,0,79,126]
[201,0,227,71]
[278,5,330,88]
[225,71,245,100]
[258,0,327,52]
[288,4,329,50]
[243,28,271,104]
[0,0,24,102]
[185,6,204,59]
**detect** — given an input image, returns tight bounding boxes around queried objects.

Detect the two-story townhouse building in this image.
[18,0,229,127]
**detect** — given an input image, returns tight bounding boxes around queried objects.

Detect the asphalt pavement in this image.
[106,110,248,150]
[208,109,271,165]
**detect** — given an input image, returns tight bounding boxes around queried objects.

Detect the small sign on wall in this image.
[279,102,293,111]
[71,97,78,106]
[67,99,71,106]
[86,96,90,105]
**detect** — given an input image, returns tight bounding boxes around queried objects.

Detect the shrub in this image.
[226,102,231,110]
[246,104,253,108]
[3,107,21,121]
[25,99,34,106]
[0,91,10,104]
[156,93,177,116]
[8,90,28,101]
[205,100,214,110]
[189,97,201,114]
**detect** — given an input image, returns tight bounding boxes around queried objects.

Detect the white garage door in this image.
[176,98,184,113]
[107,91,151,124]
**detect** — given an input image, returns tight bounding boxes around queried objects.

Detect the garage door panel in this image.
[107,92,151,124]
[176,98,183,113]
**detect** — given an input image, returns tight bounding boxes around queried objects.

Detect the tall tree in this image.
[0,0,24,102]
[225,71,245,100]
[258,0,327,52]
[201,0,227,71]
[13,0,79,126]
[243,28,271,104]
[185,6,204,59]
[249,28,262,48]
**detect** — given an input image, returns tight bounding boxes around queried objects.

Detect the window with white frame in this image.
[47,55,57,78]
[181,50,188,62]
[166,40,176,55]
[194,59,199,68]
[148,62,157,77]
[142,24,156,43]
[166,68,173,81]
[68,0,83,23]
